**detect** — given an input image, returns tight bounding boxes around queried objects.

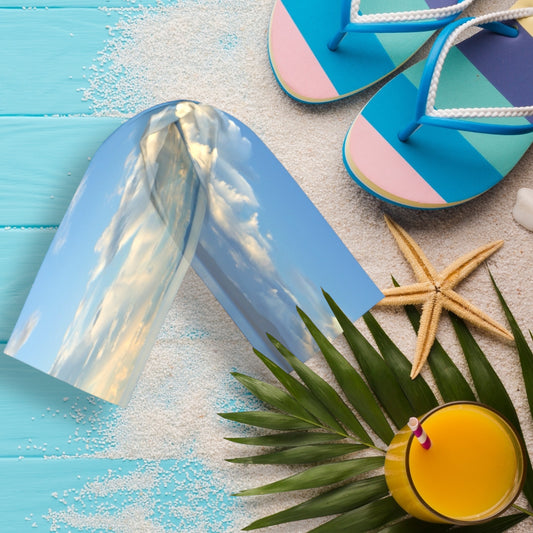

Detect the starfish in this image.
[377,216,513,379]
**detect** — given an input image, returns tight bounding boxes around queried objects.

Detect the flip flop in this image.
[268,0,475,103]
[343,3,533,209]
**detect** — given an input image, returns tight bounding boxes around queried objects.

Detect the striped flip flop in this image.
[268,0,475,103]
[343,3,533,209]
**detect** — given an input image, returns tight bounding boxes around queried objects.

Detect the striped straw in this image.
[408,417,431,450]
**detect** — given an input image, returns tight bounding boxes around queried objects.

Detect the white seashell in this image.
[512,188,533,232]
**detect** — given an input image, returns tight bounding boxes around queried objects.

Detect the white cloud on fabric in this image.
[196,113,323,358]
[5,309,41,355]
[52,178,88,254]
[49,105,209,403]
[44,102,338,403]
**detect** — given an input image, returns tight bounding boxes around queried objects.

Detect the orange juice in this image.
[385,402,526,524]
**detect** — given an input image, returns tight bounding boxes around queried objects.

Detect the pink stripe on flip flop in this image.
[347,115,446,206]
[269,1,338,101]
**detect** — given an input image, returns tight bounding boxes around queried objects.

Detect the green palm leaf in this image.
[378,517,451,532]
[234,456,384,496]
[231,372,320,425]
[309,496,405,533]
[491,272,533,418]
[253,349,346,435]
[225,432,344,447]
[378,513,528,533]
[227,442,366,464]
[297,306,394,444]
[268,333,373,444]
[449,314,520,430]
[401,300,476,402]
[218,411,317,431]
[243,476,388,530]
[452,513,529,532]
[363,310,438,415]
[324,291,412,429]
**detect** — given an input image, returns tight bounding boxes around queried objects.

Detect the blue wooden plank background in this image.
[1,9,123,115]
[0,1,246,530]
[0,117,122,226]
[0,1,173,6]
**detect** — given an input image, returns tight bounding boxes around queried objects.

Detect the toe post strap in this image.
[398,8,533,142]
[328,0,474,50]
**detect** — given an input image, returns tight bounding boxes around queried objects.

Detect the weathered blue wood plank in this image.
[0,455,240,532]
[0,116,122,226]
[0,457,147,532]
[0,351,115,458]
[0,229,55,341]
[0,1,171,6]
[1,8,121,115]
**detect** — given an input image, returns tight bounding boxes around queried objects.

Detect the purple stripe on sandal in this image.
[458,24,533,121]
[426,0,463,8]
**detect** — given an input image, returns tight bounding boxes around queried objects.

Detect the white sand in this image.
[75,0,533,530]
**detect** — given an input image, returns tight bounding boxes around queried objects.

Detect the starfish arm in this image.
[410,293,443,379]
[384,215,438,283]
[438,240,504,290]
[441,288,513,341]
[377,281,435,306]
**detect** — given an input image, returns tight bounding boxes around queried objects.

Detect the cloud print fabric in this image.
[6,102,382,405]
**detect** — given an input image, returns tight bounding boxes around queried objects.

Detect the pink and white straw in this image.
[408,417,432,450]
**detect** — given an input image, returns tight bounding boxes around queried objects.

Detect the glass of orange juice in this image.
[384,402,526,524]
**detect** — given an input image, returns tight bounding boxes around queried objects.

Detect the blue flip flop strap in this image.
[342,13,457,33]
[399,16,533,141]
[328,0,468,50]
[338,0,466,34]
